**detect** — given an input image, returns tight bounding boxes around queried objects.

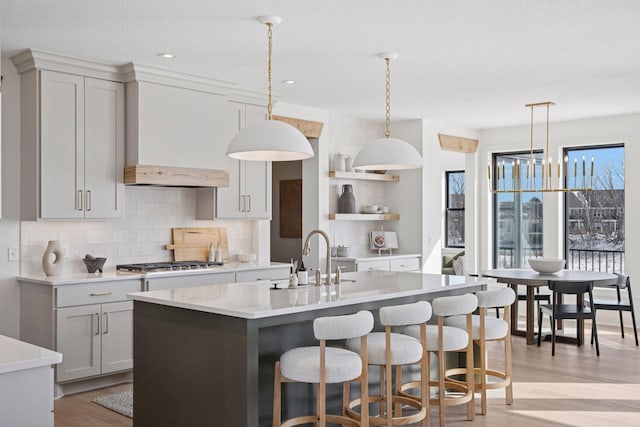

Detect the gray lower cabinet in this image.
[55,301,133,382]
[146,271,236,291]
[20,279,140,384]
[332,256,421,273]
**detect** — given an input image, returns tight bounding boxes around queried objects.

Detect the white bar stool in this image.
[444,288,515,414]
[345,301,431,426]
[273,310,374,427]
[402,293,477,427]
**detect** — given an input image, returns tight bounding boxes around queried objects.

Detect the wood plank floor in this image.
[54,325,640,426]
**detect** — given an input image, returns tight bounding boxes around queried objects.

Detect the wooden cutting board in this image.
[164,227,229,263]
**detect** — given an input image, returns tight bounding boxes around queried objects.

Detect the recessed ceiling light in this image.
[157,53,176,58]
[281,80,297,85]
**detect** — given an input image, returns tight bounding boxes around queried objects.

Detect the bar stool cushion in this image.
[404,324,469,352]
[280,346,362,384]
[346,332,423,365]
[444,315,509,340]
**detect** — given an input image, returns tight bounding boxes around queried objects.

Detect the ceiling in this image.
[1,0,639,129]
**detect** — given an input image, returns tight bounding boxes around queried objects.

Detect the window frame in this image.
[492,150,544,268]
[563,143,625,273]
[445,170,465,248]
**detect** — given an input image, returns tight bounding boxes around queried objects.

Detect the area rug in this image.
[93,389,133,418]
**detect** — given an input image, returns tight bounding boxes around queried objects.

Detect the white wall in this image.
[475,113,640,324]
[391,120,479,273]
[270,160,302,263]
[0,57,22,338]
[20,187,256,276]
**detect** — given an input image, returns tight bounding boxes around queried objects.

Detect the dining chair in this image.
[537,280,599,356]
[590,273,638,346]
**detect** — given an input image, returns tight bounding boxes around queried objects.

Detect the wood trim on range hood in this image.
[124,165,229,187]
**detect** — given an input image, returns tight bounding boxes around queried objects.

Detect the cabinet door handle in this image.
[89,291,111,297]
[94,313,100,335]
[89,291,112,296]
[103,312,109,334]
[247,195,251,212]
[78,190,83,211]
[240,195,245,212]
[86,190,92,211]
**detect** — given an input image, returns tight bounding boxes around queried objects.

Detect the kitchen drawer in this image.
[236,267,290,283]
[56,280,141,308]
[146,272,236,291]
[356,260,390,272]
[389,257,420,272]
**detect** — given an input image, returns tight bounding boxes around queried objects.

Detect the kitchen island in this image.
[128,270,486,427]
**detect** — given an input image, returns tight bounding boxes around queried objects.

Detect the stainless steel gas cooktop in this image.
[116,261,223,273]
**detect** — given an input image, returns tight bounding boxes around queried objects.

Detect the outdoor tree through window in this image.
[565,145,624,273]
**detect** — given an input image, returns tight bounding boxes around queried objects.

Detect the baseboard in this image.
[54,371,133,399]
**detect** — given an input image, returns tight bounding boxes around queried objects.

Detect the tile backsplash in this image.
[21,187,255,276]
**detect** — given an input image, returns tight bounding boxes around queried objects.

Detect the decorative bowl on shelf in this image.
[528,258,565,274]
[362,204,379,214]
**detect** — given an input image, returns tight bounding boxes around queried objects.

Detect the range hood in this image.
[124,165,229,188]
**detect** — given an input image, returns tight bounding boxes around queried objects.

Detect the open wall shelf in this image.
[329,171,399,182]
[329,213,400,221]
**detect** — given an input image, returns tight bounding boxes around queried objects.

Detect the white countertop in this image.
[128,271,486,319]
[18,262,290,285]
[0,335,62,374]
[331,253,420,262]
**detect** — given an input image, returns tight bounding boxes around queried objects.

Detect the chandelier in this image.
[489,102,594,193]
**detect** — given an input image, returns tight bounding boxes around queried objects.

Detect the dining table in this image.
[481,268,617,345]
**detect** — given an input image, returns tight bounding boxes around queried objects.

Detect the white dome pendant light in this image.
[227,16,314,161]
[353,53,423,170]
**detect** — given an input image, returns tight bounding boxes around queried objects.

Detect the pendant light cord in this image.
[384,57,391,138]
[266,22,273,120]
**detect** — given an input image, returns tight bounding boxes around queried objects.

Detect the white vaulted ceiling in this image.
[1,0,639,128]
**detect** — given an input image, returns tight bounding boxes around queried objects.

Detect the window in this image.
[445,171,465,247]
[564,144,624,273]
[493,151,544,268]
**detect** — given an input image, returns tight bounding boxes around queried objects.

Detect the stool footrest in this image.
[346,395,426,426]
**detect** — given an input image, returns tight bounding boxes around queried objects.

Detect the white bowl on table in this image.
[528,258,565,274]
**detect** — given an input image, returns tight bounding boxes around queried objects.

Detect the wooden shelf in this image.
[329,213,400,221]
[329,171,399,182]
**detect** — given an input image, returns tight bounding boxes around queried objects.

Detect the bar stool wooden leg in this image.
[465,315,475,421]
[505,304,514,405]
[273,361,282,427]
[479,309,488,415]
[394,365,402,417]
[438,316,446,427]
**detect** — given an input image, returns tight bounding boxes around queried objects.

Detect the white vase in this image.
[42,240,64,276]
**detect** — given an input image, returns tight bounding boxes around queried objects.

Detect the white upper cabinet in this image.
[125,81,229,169]
[198,101,272,220]
[19,67,124,220]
